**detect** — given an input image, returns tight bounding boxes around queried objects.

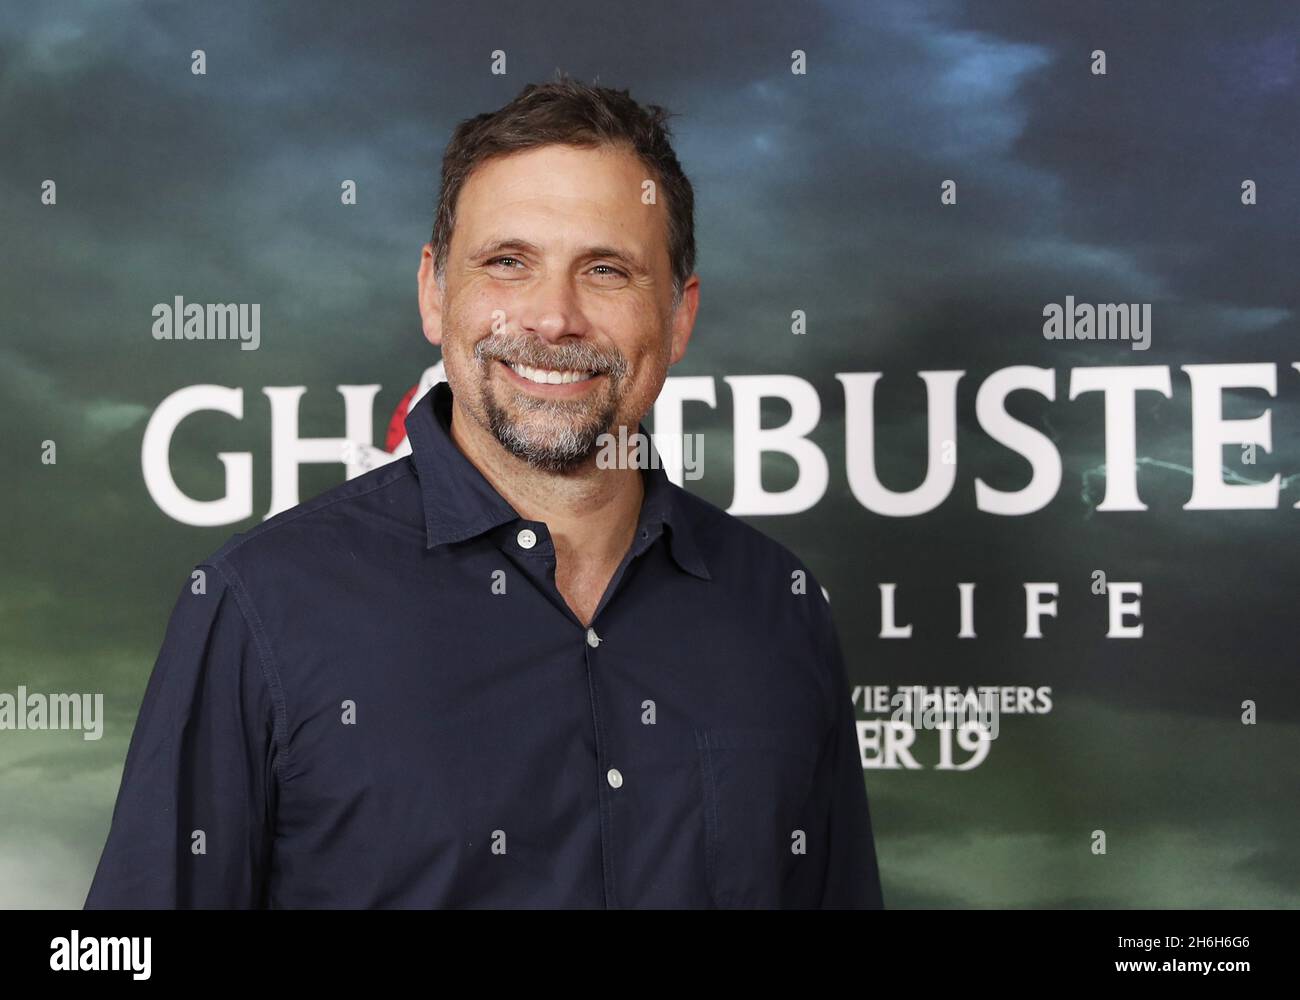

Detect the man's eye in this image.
[487,256,523,269]
[590,265,627,278]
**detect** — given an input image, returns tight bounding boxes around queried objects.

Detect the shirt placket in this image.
[500,516,664,909]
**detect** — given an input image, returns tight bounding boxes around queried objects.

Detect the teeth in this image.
[507,362,596,385]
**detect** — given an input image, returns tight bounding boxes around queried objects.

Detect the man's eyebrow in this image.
[468,238,649,273]
[467,238,544,260]
[582,245,649,273]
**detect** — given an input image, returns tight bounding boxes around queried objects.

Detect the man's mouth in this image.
[499,360,599,385]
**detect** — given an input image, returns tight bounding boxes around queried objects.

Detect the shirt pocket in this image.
[695,726,822,908]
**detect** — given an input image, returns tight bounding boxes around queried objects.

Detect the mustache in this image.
[474,332,628,376]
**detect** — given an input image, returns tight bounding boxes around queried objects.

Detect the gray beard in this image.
[480,379,622,474]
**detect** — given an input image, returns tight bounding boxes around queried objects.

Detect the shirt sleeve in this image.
[815,592,885,909]
[83,563,282,909]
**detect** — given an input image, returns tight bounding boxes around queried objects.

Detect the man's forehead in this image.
[455,146,667,261]
[464,145,639,203]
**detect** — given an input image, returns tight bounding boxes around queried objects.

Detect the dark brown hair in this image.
[430,72,696,306]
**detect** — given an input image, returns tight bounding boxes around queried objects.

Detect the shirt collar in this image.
[404,379,711,581]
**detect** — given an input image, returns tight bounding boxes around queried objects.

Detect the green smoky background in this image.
[1,0,1297,907]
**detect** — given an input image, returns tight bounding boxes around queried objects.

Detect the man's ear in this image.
[417,244,444,347]
[668,273,701,366]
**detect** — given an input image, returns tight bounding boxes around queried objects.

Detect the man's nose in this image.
[513,269,591,342]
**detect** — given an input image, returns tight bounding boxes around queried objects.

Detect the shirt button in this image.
[516,528,537,549]
[586,627,601,648]
[607,768,623,788]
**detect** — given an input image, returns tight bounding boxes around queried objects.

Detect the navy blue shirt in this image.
[85,379,884,908]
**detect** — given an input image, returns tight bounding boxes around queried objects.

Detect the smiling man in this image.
[85,75,884,909]
[420,137,692,625]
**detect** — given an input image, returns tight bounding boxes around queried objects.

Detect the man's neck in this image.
[447,399,646,572]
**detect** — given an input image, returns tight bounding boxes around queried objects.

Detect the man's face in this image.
[417,143,698,474]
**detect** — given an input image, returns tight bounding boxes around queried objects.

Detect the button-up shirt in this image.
[85,378,884,908]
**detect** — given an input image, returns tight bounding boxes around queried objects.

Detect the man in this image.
[84,75,884,909]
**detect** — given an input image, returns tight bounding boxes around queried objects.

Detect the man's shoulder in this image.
[670,482,838,709]
[200,457,423,581]
[668,480,829,596]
